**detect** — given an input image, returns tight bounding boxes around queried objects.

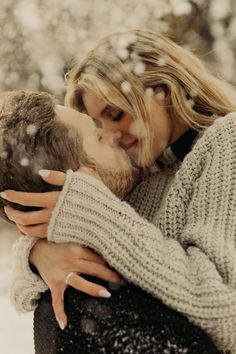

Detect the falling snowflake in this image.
[186,99,195,109]
[20,157,29,167]
[171,0,192,16]
[80,319,96,333]
[121,81,131,94]
[0,151,8,159]
[26,124,37,136]
[145,87,155,97]
[116,48,129,60]
[133,62,145,76]
[157,57,167,67]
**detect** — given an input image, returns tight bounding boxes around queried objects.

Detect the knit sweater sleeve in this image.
[10,236,48,312]
[47,114,236,353]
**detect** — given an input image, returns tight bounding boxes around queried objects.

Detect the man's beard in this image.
[95,163,140,199]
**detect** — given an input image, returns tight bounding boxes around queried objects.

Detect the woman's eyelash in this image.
[111,111,123,121]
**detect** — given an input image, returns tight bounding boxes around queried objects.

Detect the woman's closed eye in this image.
[109,108,124,122]
[112,111,124,122]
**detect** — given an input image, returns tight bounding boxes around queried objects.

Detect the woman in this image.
[4,29,236,353]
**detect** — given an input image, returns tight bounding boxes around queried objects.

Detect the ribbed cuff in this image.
[10,236,48,312]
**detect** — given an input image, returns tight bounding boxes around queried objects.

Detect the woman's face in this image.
[81,90,187,166]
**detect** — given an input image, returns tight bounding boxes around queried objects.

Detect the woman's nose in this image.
[97,128,122,147]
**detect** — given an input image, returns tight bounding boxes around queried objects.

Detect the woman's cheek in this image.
[128,119,146,141]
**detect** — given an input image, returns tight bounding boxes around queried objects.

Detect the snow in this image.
[0,221,34,354]
[121,81,132,94]
[1,0,236,99]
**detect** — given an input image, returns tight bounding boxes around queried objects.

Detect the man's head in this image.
[0,91,137,220]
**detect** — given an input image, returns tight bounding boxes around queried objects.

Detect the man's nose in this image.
[97,128,122,147]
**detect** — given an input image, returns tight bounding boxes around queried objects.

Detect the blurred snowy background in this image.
[0,0,236,353]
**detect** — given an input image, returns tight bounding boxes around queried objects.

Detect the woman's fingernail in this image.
[38,169,50,178]
[0,192,7,199]
[98,289,111,298]
[58,320,65,330]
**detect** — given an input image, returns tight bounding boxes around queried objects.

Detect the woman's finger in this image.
[66,272,111,299]
[0,190,59,208]
[16,223,48,238]
[77,260,123,284]
[4,206,51,226]
[50,284,68,330]
[76,245,106,265]
[38,170,66,186]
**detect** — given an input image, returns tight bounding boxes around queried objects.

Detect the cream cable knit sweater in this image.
[10,113,236,353]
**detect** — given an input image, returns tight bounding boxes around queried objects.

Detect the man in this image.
[0,90,138,213]
[0,89,137,318]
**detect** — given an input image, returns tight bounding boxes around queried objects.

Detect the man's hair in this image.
[0,90,89,221]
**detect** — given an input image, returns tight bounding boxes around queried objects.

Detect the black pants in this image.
[34,279,220,354]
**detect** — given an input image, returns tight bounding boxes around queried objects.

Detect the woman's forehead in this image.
[55,105,95,134]
[82,91,108,119]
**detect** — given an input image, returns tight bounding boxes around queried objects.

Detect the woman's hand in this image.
[2,170,67,238]
[2,168,101,238]
[30,239,123,330]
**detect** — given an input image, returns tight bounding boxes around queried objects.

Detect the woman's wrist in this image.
[29,238,47,267]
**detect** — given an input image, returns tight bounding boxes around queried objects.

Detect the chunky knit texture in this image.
[10,236,48,311]
[11,113,236,353]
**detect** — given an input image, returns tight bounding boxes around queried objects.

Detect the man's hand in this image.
[30,239,123,330]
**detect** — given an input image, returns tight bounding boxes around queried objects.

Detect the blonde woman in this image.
[4,29,236,353]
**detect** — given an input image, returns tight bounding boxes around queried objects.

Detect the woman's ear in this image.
[154,86,169,104]
[155,89,166,101]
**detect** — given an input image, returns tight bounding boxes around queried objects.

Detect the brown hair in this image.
[65,29,236,166]
[0,90,88,221]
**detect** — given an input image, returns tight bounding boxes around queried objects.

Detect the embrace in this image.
[1,29,236,353]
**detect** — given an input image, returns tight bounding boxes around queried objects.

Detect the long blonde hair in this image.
[65,29,236,166]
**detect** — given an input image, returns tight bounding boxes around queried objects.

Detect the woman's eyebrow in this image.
[87,104,112,120]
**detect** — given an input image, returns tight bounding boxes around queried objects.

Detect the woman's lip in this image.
[122,140,138,151]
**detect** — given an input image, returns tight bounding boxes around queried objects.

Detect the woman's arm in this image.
[10,235,123,329]
[43,116,236,352]
[44,169,236,351]
[10,236,48,312]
